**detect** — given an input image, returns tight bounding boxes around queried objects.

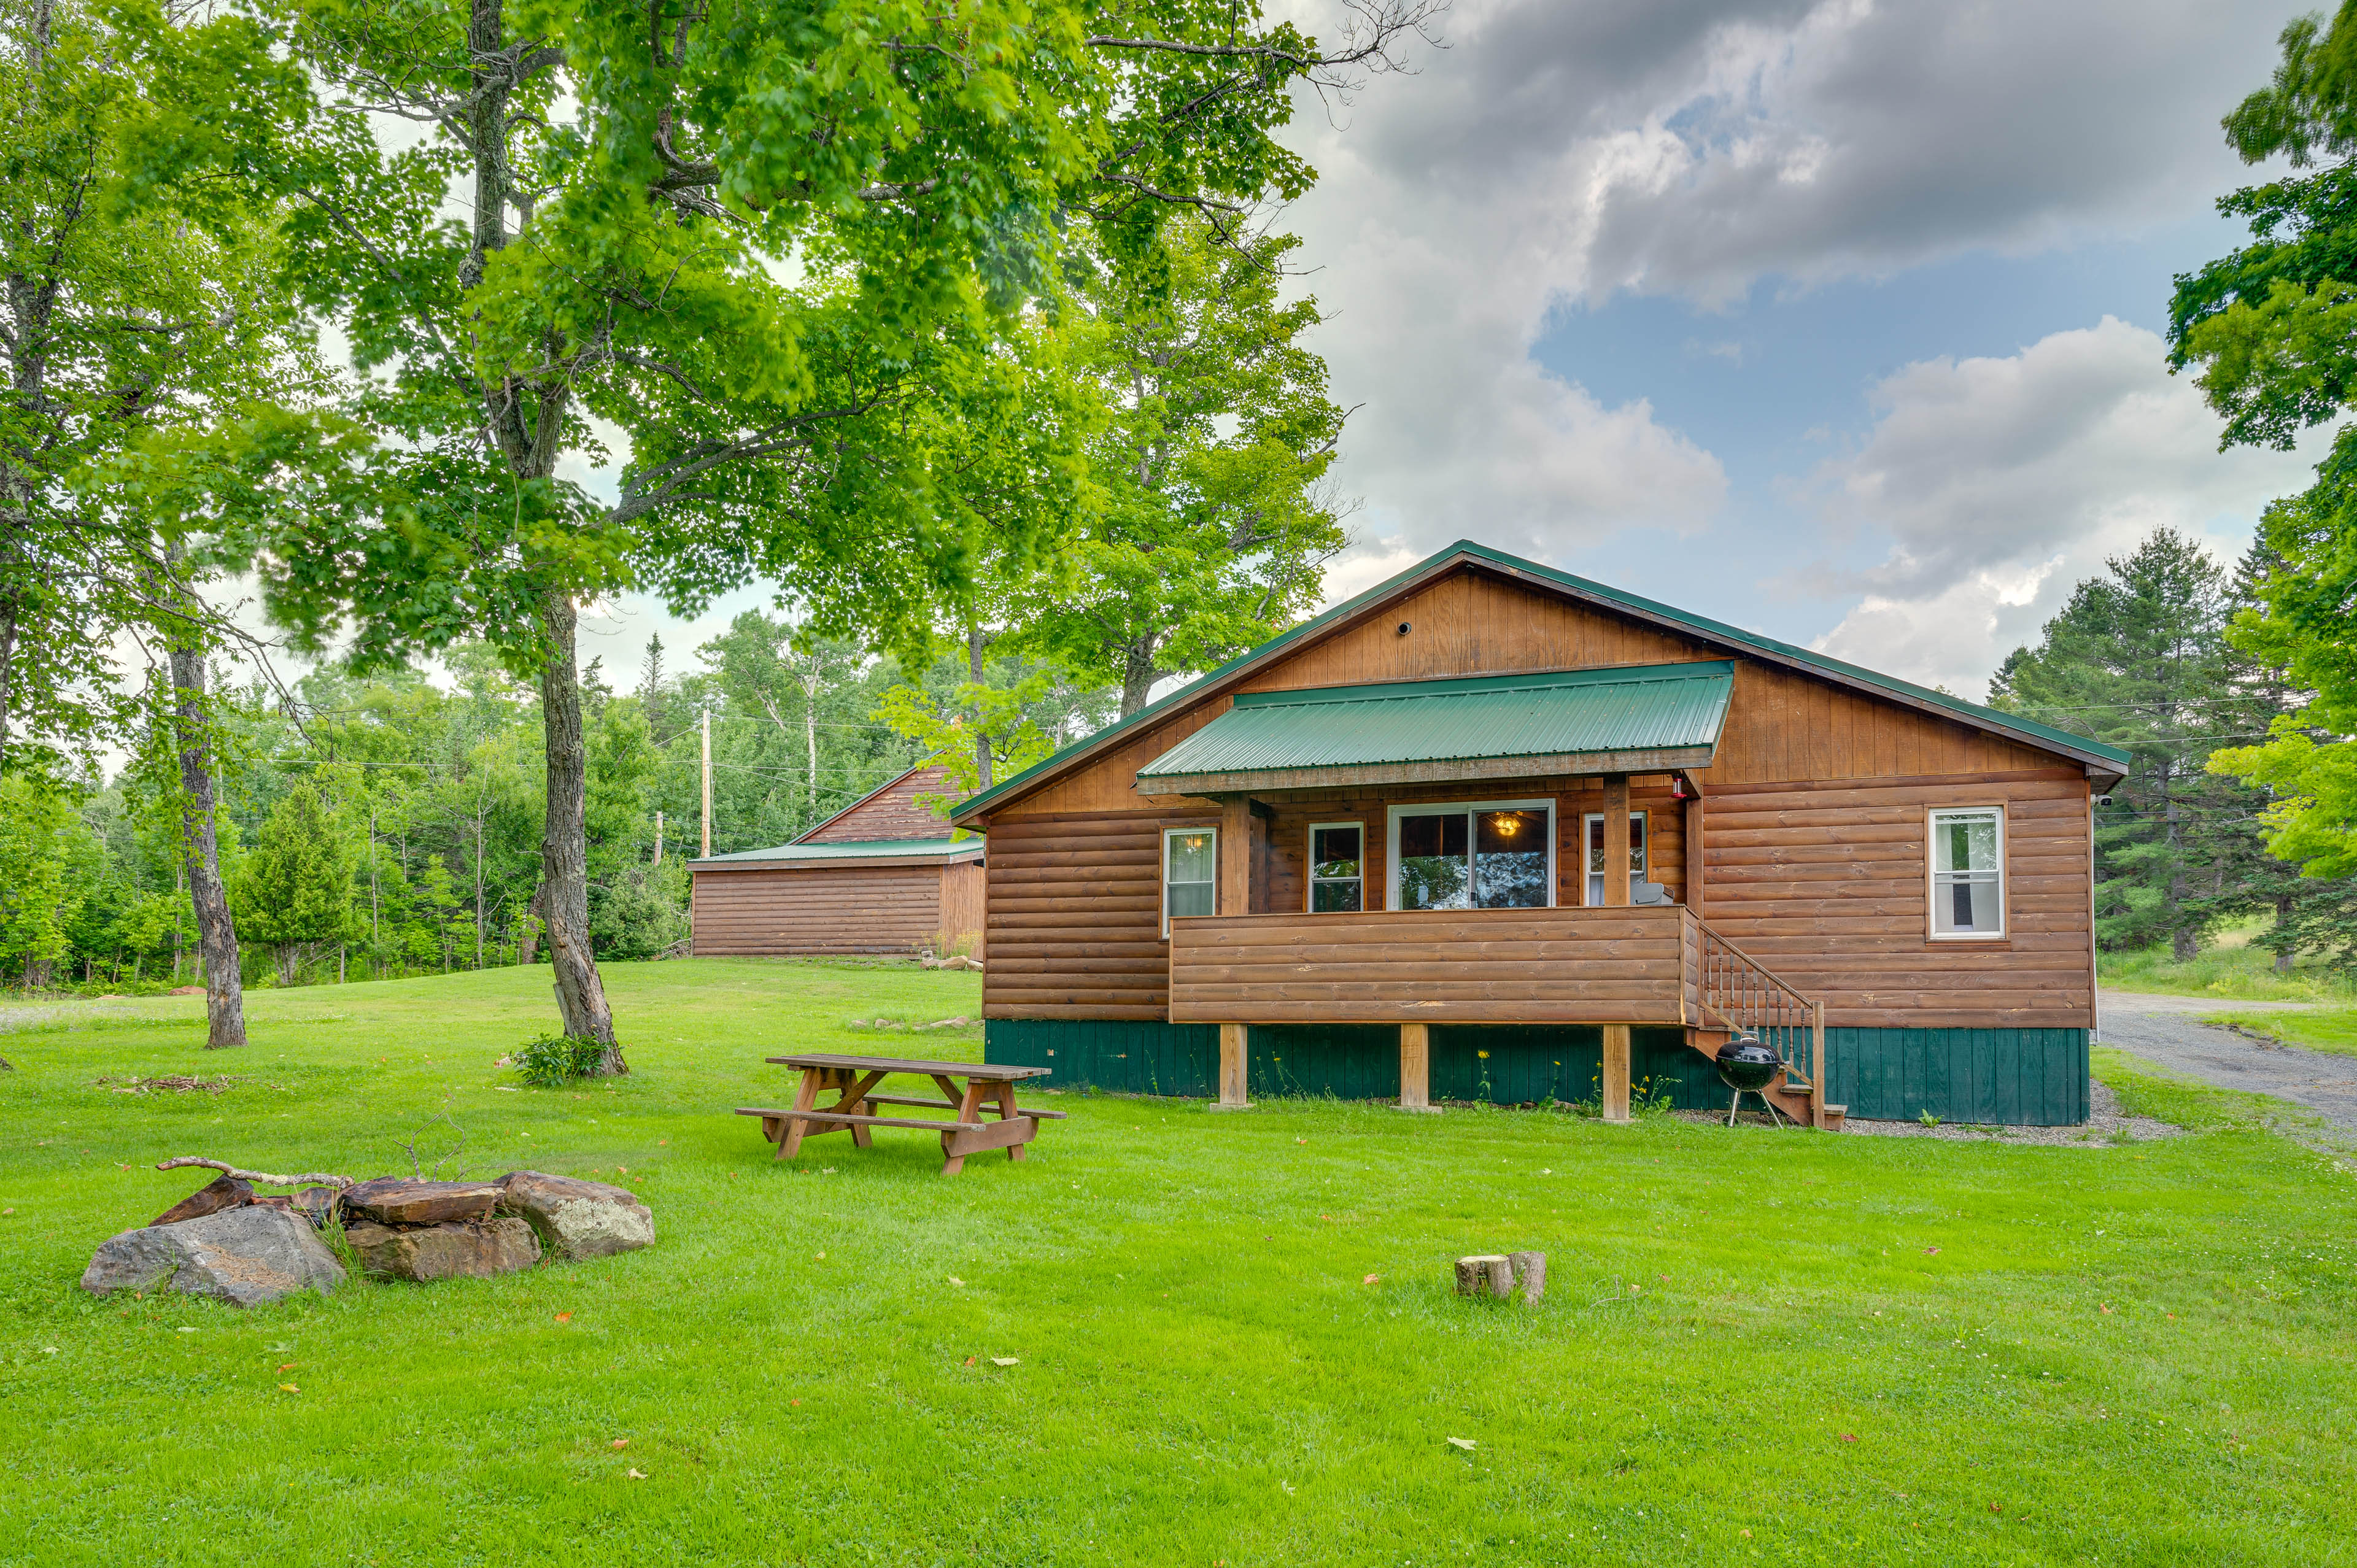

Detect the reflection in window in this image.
[1475,809,1549,907]
[1310,824,1363,912]
[1395,806,1550,910]
[1930,808,2003,937]
[1164,827,1215,933]
[1397,811,1470,910]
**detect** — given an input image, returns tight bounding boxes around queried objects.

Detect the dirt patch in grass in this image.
[91,1074,242,1095]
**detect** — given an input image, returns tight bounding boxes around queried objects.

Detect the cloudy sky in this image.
[589,0,2322,702]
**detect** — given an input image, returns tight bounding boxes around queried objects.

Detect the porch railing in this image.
[1680,909,1825,1119]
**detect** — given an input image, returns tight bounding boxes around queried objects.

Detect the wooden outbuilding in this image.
[689,766,985,959]
[948,541,2131,1127]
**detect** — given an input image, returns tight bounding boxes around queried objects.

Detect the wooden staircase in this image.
[1679,913,1847,1130]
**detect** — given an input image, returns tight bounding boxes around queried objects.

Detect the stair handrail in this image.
[1682,910,1827,1120]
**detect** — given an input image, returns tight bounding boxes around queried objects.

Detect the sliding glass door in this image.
[1388,801,1554,911]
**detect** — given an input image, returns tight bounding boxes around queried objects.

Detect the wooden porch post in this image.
[1399,1022,1431,1112]
[1219,797,1255,915]
[1602,774,1631,906]
[1682,790,1706,917]
[1602,1024,1631,1123]
[1216,1022,1251,1110]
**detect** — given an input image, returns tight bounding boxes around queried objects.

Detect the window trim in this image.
[1306,820,1367,914]
[1384,798,1556,912]
[1581,810,1650,907]
[1925,805,2007,942]
[1162,824,1218,938]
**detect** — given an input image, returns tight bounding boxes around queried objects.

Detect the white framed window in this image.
[1385,800,1554,911]
[1929,806,2005,940]
[1582,812,1648,906]
[1308,822,1364,913]
[1163,825,1217,936]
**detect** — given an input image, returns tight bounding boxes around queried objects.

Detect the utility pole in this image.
[654,809,664,865]
[700,709,713,858]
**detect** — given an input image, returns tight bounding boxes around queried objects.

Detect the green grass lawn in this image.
[2202,1006,2357,1059]
[3,960,2354,1567]
[2097,924,2356,1002]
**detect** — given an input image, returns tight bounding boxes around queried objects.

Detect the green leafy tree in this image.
[0,770,85,985]
[1024,214,1350,715]
[2169,4,2357,946]
[231,781,355,986]
[195,0,1438,1069]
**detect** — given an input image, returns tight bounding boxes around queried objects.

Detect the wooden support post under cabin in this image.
[1601,1022,1631,1124]
[1682,789,1706,917]
[1215,1022,1251,1110]
[1398,1022,1431,1112]
[1219,797,1255,916]
[1601,774,1631,906]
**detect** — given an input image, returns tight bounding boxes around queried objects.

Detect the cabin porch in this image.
[1167,903,1836,1126]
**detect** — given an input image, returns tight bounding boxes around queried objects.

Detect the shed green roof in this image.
[1134,662,1735,794]
[688,836,981,869]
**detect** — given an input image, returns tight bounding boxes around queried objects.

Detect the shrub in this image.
[514,1032,610,1087]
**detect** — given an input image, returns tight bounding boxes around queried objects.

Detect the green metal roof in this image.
[1134,662,1735,790]
[688,836,981,868]
[951,540,2132,822]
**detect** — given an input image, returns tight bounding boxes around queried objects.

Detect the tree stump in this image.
[1455,1252,1545,1303]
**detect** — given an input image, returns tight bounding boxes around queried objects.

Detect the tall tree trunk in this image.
[2162,767,2196,962]
[1120,641,1159,719]
[474,814,486,970]
[2275,890,2297,974]
[537,591,621,1068]
[967,623,991,789]
[169,645,246,1049]
[803,666,819,815]
[517,880,545,966]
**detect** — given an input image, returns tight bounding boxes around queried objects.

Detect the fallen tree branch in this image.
[156,1157,354,1189]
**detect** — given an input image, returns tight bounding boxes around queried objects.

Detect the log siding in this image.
[692,863,946,956]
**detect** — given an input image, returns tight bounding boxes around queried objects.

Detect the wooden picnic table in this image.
[737,1053,1061,1175]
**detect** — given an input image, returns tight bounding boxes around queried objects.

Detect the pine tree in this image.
[1989,530,2239,958]
[230,782,354,986]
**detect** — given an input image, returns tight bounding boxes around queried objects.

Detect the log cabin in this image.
[948,541,2131,1128]
[689,765,986,959]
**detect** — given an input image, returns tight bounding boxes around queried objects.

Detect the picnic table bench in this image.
[737,1053,1061,1175]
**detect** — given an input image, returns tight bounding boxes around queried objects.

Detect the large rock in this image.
[498,1171,655,1260]
[81,1206,345,1306]
[344,1216,541,1281]
[150,1171,253,1227]
[341,1177,506,1226]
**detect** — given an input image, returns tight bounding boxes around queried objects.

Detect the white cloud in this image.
[1276,0,2309,595]
[1803,318,2322,695]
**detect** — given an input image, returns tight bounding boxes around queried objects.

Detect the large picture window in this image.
[1929,806,2004,939]
[1582,812,1647,906]
[1387,801,1552,911]
[1309,822,1364,912]
[1164,826,1217,935]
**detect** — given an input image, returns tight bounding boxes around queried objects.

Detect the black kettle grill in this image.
[1714,1035,1792,1129]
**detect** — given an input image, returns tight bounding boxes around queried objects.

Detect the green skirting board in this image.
[984,1019,2091,1125]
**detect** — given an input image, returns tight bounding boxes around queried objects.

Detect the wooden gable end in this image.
[799,765,959,842]
[991,565,2071,821]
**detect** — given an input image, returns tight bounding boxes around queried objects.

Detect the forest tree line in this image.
[3,619,1118,993]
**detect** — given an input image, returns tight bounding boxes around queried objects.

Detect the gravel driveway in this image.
[2099,991,2357,1134]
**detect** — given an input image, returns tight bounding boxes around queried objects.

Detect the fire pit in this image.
[1714,1036,1792,1129]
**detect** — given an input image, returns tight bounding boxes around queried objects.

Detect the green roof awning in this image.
[1134,661,1735,796]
